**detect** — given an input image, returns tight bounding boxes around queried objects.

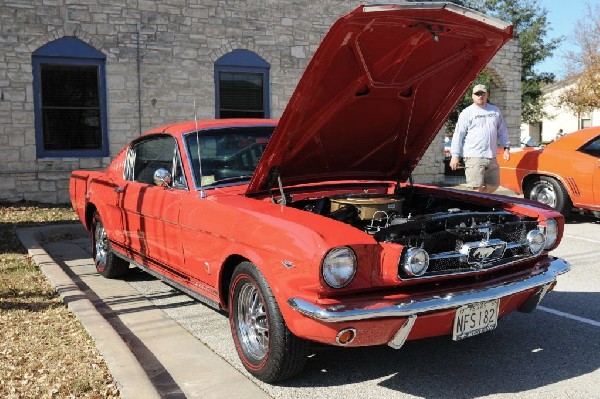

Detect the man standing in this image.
[450,84,510,193]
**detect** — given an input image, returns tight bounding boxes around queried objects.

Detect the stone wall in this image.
[0,1,521,203]
[412,41,522,185]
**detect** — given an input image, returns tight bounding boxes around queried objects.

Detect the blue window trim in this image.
[32,38,108,158]
[214,49,270,118]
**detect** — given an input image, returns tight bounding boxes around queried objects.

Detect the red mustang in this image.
[499,126,600,217]
[70,3,569,383]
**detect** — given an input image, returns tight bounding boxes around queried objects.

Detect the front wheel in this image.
[525,176,572,216]
[229,262,309,383]
[92,212,130,278]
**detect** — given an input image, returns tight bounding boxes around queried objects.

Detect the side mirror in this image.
[153,168,172,187]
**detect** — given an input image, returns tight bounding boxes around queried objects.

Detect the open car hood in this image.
[247,3,513,194]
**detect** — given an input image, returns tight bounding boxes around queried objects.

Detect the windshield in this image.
[184,125,275,188]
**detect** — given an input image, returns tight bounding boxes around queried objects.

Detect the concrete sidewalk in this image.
[17,225,270,399]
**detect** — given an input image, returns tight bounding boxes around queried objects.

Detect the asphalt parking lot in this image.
[25,207,600,399]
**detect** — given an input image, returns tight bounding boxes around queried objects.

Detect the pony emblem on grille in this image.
[473,246,497,260]
[460,239,507,267]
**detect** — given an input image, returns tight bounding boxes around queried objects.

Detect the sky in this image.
[534,0,591,79]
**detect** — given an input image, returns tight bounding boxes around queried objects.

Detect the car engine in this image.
[289,189,544,278]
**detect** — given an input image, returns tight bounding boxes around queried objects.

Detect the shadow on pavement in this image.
[565,212,600,225]
[279,292,599,397]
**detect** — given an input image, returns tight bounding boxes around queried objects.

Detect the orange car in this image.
[499,126,600,216]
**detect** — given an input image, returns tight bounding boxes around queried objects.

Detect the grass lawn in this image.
[0,203,120,398]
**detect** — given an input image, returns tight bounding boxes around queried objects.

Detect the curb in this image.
[17,224,161,399]
[17,224,271,399]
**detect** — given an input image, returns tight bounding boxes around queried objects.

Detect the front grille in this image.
[400,220,539,278]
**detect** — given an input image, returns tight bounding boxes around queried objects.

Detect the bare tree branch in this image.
[558,2,600,115]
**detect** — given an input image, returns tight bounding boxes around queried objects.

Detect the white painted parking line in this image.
[563,235,600,244]
[538,306,600,327]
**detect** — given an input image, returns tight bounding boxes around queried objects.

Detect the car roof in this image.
[142,119,279,138]
[546,126,600,151]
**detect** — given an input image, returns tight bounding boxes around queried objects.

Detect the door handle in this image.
[114,187,125,193]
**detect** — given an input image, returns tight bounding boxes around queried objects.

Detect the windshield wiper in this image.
[212,175,253,185]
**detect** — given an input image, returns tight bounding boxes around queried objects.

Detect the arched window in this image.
[214,49,270,119]
[32,37,108,157]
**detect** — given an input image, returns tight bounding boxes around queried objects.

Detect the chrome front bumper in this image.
[288,258,570,323]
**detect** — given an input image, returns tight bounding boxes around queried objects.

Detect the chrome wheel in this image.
[530,182,556,208]
[525,176,572,216]
[91,212,129,278]
[94,220,108,268]
[236,281,268,361]
[229,262,309,382]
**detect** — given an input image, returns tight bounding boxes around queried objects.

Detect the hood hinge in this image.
[394,166,413,194]
[266,167,287,205]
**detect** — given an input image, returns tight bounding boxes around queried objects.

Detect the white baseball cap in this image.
[472,84,488,94]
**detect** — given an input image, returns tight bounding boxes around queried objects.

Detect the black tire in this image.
[525,176,572,216]
[229,262,309,383]
[91,212,130,278]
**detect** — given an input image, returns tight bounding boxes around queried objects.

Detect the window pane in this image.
[581,118,591,129]
[42,108,101,150]
[185,126,274,186]
[132,137,176,184]
[41,64,99,107]
[580,136,600,157]
[40,63,102,151]
[219,72,264,118]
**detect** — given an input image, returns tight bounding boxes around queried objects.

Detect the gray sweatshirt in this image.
[451,103,510,159]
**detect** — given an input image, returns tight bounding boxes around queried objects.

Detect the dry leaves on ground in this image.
[0,203,120,398]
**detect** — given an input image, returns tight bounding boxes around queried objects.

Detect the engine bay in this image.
[290,189,525,241]
[289,188,541,277]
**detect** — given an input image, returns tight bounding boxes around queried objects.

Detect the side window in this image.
[126,136,182,187]
[214,49,270,118]
[32,38,108,157]
[172,152,187,190]
[579,136,600,158]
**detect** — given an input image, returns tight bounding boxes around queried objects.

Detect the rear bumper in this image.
[288,258,569,323]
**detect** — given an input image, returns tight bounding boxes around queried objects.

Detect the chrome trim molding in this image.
[409,247,541,281]
[112,249,221,310]
[288,258,570,323]
[388,315,417,349]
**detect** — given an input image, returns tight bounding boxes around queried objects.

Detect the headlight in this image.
[527,230,546,255]
[322,247,357,288]
[539,219,558,249]
[401,248,429,277]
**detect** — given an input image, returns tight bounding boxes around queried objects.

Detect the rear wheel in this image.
[229,262,309,383]
[525,176,572,216]
[92,212,129,278]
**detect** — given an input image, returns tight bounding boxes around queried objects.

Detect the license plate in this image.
[452,299,499,341]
